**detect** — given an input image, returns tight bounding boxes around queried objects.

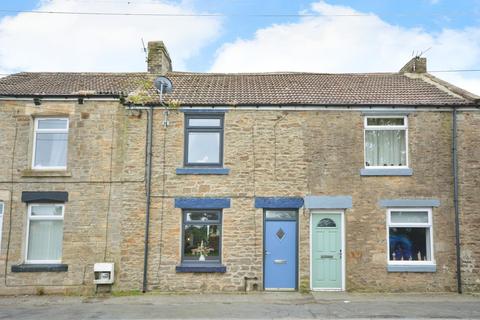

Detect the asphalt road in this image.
[0,292,479,319]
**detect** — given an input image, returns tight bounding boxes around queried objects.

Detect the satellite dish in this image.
[153,76,173,94]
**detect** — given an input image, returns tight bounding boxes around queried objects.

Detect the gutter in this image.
[142,106,154,293]
[452,107,462,294]
[0,94,122,99]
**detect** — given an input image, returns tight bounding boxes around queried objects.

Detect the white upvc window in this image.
[25,204,64,264]
[32,118,69,170]
[364,116,408,168]
[387,208,434,265]
[0,202,4,252]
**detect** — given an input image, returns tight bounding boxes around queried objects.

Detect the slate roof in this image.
[0,71,475,106]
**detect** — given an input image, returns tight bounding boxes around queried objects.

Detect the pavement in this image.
[0,291,479,319]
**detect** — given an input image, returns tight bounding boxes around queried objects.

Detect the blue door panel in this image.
[265,220,297,289]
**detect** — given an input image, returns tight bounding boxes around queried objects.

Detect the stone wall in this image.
[0,101,476,294]
[0,100,146,295]
[457,111,480,292]
[141,109,458,293]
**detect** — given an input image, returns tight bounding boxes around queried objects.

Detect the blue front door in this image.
[264,212,297,290]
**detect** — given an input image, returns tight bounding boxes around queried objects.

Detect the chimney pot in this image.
[147,41,172,74]
[400,56,427,74]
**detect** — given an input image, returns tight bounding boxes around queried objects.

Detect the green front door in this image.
[312,213,342,290]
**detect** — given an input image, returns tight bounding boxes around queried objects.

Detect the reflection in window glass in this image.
[367,118,404,126]
[37,119,68,130]
[185,115,223,166]
[188,118,221,127]
[34,118,69,169]
[31,205,63,216]
[187,132,220,164]
[183,210,222,263]
[265,210,296,220]
[391,211,428,224]
[185,211,220,222]
[389,227,430,261]
[317,218,336,228]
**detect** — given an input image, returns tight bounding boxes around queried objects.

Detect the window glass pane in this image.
[265,210,296,219]
[317,218,336,227]
[365,130,406,166]
[37,119,68,130]
[367,118,404,126]
[187,132,220,163]
[31,205,63,216]
[183,224,221,261]
[27,220,63,261]
[185,211,220,222]
[34,133,68,167]
[389,227,430,261]
[188,118,221,127]
[391,211,428,224]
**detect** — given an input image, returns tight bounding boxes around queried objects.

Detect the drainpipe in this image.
[452,107,462,294]
[142,106,154,293]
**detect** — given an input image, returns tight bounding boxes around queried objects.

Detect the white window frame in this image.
[386,207,435,266]
[363,115,409,169]
[25,203,64,264]
[32,117,69,170]
[0,202,4,253]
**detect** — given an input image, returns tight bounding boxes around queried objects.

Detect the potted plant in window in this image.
[191,240,213,261]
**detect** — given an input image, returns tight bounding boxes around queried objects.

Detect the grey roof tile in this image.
[0,71,472,105]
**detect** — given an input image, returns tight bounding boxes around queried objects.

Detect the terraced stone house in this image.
[0,41,478,295]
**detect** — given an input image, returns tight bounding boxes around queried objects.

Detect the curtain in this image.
[365,130,406,166]
[34,133,68,167]
[27,220,63,261]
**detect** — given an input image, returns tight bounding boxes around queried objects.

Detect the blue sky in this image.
[0,0,479,93]
[188,0,480,71]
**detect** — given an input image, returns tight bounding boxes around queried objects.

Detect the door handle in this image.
[339,249,342,259]
[264,251,271,255]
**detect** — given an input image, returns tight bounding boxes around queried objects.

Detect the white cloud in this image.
[0,0,222,73]
[210,1,480,95]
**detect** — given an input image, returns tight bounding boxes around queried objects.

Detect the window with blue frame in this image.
[184,114,224,167]
[182,210,222,263]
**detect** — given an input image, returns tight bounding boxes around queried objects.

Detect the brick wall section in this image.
[0,101,476,294]
[457,111,480,292]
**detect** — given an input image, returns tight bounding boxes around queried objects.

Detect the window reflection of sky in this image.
[188,132,220,163]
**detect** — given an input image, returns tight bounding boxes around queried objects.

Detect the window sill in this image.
[176,168,230,175]
[360,168,413,176]
[176,263,226,273]
[21,169,71,178]
[387,264,436,273]
[11,264,68,273]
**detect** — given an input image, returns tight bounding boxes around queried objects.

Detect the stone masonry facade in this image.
[0,99,478,294]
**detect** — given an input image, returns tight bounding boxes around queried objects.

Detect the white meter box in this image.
[94,263,114,284]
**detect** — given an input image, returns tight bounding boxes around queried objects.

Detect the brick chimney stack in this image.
[400,56,427,73]
[147,41,172,74]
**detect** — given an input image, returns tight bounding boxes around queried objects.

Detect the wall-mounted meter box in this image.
[94,263,114,285]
